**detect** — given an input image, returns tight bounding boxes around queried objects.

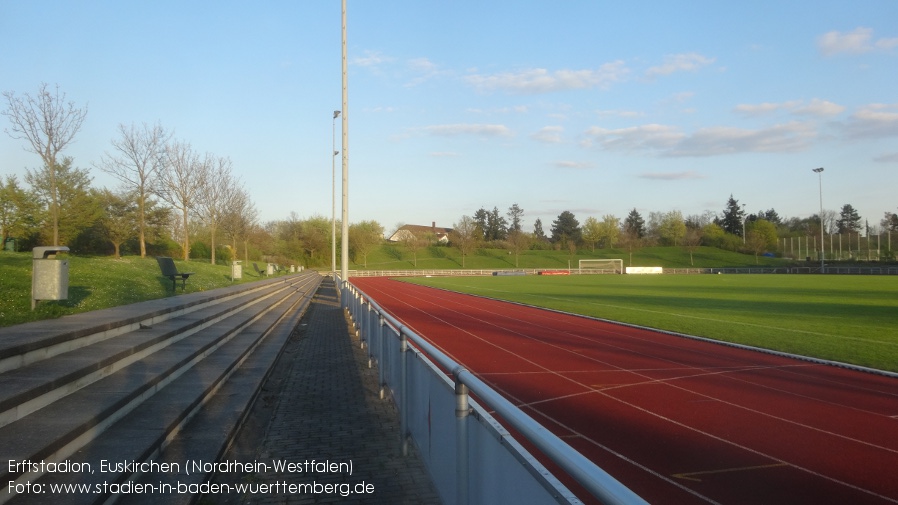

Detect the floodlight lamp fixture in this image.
[333,110,341,119]
[813,167,824,173]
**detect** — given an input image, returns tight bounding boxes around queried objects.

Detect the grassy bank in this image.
[0,253,269,327]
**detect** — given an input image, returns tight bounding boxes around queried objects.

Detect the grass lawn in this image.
[402,274,898,373]
[0,253,271,327]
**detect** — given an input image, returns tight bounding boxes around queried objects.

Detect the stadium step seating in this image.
[0,272,322,504]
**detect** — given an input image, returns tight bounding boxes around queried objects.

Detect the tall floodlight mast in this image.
[340,0,349,286]
[813,167,825,273]
[332,110,340,281]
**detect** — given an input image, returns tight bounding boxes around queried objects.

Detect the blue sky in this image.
[2,1,897,236]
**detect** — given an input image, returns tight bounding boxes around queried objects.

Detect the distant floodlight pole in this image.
[332,110,340,281]
[813,167,825,273]
[340,0,349,286]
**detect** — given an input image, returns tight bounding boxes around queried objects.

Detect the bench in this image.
[253,262,268,277]
[156,256,194,291]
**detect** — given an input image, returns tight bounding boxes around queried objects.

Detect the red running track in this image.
[350,277,898,505]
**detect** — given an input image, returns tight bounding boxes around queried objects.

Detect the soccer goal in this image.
[578,259,624,274]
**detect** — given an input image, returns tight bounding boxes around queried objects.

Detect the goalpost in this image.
[578,259,624,274]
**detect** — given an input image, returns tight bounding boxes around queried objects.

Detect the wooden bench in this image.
[252,262,268,277]
[156,256,194,291]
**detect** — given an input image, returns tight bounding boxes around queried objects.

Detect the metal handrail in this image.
[344,280,648,505]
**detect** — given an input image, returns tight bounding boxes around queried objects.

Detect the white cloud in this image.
[595,109,643,118]
[817,27,898,56]
[734,101,802,116]
[464,61,629,94]
[793,99,846,117]
[645,53,715,77]
[421,124,511,137]
[584,124,684,152]
[584,121,816,157]
[734,99,845,117]
[670,122,816,156]
[405,57,449,87]
[531,126,564,144]
[840,103,898,139]
[352,50,392,67]
[429,151,461,158]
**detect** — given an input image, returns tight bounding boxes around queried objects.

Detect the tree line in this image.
[0,83,380,268]
[450,196,898,266]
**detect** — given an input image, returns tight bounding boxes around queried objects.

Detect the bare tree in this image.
[683,227,703,266]
[196,156,236,264]
[158,141,208,260]
[96,122,170,257]
[220,185,257,262]
[2,83,88,245]
[451,215,480,268]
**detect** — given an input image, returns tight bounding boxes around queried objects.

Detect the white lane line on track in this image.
[417,282,898,418]
[355,280,898,504]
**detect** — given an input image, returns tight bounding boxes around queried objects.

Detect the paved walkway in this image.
[212,277,441,504]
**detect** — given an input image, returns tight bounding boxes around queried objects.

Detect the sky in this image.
[2,1,897,236]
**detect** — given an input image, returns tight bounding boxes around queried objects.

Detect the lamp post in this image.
[813,167,824,273]
[340,0,349,287]
[332,110,340,282]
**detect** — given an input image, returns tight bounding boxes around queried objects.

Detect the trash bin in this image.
[231,260,242,281]
[290,265,295,273]
[266,263,274,276]
[32,246,70,310]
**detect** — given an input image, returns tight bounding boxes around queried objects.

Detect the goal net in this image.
[578,259,624,274]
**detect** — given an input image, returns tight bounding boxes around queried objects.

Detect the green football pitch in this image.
[401,274,898,374]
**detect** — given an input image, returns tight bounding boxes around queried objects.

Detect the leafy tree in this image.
[623,208,646,238]
[486,207,508,241]
[349,220,384,268]
[473,208,489,239]
[881,211,898,232]
[99,189,137,258]
[745,219,778,263]
[2,83,88,245]
[658,210,686,246]
[25,157,98,247]
[0,175,40,249]
[598,215,621,248]
[451,215,480,268]
[836,204,861,234]
[550,211,580,246]
[507,203,524,233]
[532,218,548,243]
[581,216,602,252]
[717,195,745,237]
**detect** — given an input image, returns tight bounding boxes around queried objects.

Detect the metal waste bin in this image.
[32,246,70,310]
[231,260,242,281]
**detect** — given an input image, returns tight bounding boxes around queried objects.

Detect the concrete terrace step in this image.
[1,272,322,505]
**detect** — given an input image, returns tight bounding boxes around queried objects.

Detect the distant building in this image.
[388,222,453,244]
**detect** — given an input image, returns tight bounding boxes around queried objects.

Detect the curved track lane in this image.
[351,277,898,505]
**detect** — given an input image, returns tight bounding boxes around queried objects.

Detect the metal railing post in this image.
[400,329,409,456]
[455,373,470,505]
[378,313,387,400]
